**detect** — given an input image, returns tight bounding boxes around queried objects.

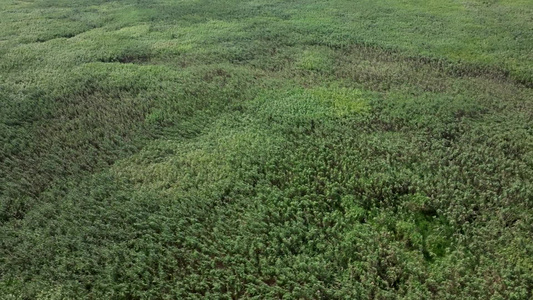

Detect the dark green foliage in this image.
[1,0,532,299]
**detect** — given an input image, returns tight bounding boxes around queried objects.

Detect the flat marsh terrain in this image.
[1,0,532,299]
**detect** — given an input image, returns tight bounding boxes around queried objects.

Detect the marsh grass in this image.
[1,0,532,299]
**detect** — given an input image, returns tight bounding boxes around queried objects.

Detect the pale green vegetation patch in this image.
[251,86,368,122]
[296,47,335,72]
[309,86,369,116]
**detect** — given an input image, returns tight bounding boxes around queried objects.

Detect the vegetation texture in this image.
[1,0,532,299]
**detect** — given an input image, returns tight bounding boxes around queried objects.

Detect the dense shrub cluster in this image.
[1,0,531,299]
